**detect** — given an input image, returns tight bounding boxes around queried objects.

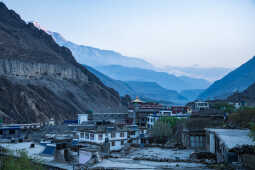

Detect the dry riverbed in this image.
[92,147,214,170]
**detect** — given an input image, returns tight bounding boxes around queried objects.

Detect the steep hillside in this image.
[95,65,210,91]
[228,83,255,107]
[199,56,255,100]
[0,3,126,123]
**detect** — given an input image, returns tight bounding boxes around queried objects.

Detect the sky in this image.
[2,0,255,68]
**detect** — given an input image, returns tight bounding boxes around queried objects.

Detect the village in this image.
[0,97,254,170]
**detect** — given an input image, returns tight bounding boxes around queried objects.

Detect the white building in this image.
[77,125,128,151]
[77,124,147,151]
[48,118,55,126]
[194,101,209,111]
[147,110,190,129]
[78,114,88,125]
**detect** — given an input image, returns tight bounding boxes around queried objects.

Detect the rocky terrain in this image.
[0,2,126,123]
[228,82,255,107]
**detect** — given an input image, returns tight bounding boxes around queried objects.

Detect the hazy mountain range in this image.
[94,65,210,91]
[86,65,188,104]
[163,66,232,82]
[34,21,250,104]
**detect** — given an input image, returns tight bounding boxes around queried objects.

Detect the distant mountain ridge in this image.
[95,65,210,91]
[163,66,232,82]
[199,56,255,100]
[85,65,188,104]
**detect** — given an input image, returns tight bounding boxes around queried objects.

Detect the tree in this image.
[152,117,182,143]
[0,151,44,170]
[249,122,255,141]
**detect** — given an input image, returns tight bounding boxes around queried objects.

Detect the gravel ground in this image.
[92,147,214,170]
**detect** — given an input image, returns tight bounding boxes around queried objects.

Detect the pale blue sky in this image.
[2,0,255,68]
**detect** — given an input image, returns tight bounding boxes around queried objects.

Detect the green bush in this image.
[152,117,183,143]
[228,107,255,128]
[0,151,44,170]
[249,122,255,141]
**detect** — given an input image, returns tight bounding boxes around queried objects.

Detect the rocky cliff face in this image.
[0,2,126,123]
[0,59,88,81]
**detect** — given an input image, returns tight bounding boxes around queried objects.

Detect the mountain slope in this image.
[125,81,187,104]
[85,65,136,97]
[227,82,255,107]
[95,65,210,91]
[180,89,204,101]
[199,56,255,100]
[0,3,126,123]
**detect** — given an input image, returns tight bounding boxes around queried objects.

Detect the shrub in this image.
[0,151,44,170]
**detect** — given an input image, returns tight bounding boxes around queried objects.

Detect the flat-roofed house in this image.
[205,128,255,164]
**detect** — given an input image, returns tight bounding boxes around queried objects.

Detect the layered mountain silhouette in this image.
[86,65,188,104]
[31,22,209,102]
[95,65,210,91]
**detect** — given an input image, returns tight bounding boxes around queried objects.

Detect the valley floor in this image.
[92,147,213,170]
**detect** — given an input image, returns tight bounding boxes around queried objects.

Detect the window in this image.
[9,129,15,135]
[120,132,124,137]
[85,133,89,139]
[121,140,124,145]
[98,134,103,141]
[80,132,84,138]
[111,141,115,146]
[90,133,94,140]
[111,132,116,138]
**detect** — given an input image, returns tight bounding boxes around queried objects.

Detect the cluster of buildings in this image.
[1,96,253,169]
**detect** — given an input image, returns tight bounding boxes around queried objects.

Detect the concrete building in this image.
[181,129,206,150]
[78,114,88,124]
[205,128,255,163]
[147,110,190,129]
[194,101,209,111]
[92,113,130,124]
[0,125,21,142]
[77,124,128,151]
[128,97,167,127]
[48,118,55,126]
[171,106,190,114]
[76,123,147,152]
